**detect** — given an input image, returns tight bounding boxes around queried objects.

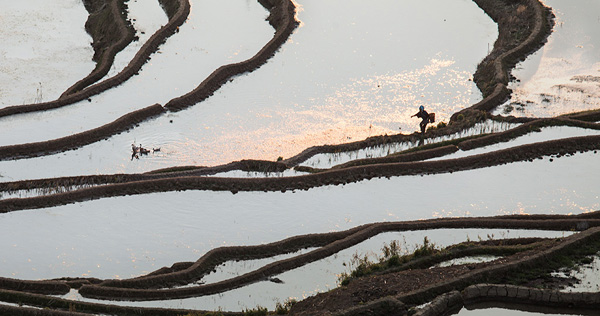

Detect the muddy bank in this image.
[164,0,299,111]
[413,284,600,316]
[0,288,242,316]
[290,226,600,315]
[0,0,547,168]
[0,159,289,194]
[0,0,190,119]
[66,214,600,300]
[61,0,135,96]
[2,214,598,314]
[0,104,165,161]
[451,0,554,119]
[2,213,596,300]
[2,127,600,212]
[282,112,535,168]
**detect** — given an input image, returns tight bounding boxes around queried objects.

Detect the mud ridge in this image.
[75,214,600,300]
[0,0,190,119]
[0,288,242,316]
[463,283,600,310]
[2,215,599,313]
[452,0,554,119]
[281,112,529,168]
[412,283,600,315]
[0,0,546,171]
[457,117,600,150]
[396,227,600,306]
[61,0,135,96]
[0,104,165,161]
[3,131,600,212]
[3,213,597,300]
[0,159,289,194]
[298,226,600,315]
[164,0,299,111]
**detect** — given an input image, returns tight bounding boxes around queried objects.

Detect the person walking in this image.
[411,105,431,134]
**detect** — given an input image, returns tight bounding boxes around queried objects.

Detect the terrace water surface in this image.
[100,0,169,80]
[0,0,95,106]
[0,0,497,170]
[55,230,568,311]
[0,0,274,146]
[98,0,497,168]
[1,151,597,281]
[498,0,600,117]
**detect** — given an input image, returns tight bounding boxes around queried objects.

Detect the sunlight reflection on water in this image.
[499,0,600,117]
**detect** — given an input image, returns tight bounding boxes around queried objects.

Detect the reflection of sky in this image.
[59,230,567,311]
[1,151,598,281]
[147,0,497,167]
[501,0,600,117]
[0,0,273,146]
[0,0,95,106]
[0,0,498,178]
[100,0,168,80]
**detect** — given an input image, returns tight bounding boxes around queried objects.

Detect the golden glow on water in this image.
[160,58,477,166]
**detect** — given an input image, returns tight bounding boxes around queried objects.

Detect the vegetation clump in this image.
[275,299,297,314]
[499,237,600,288]
[338,238,439,286]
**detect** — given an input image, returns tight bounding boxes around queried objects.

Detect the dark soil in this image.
[287,236,590,315]
[290,265,481,316]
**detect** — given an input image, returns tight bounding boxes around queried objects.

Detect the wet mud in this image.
[61,0,135,96]
[291,226,600,315]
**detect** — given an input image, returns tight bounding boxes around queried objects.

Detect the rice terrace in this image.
[1,0,600,315]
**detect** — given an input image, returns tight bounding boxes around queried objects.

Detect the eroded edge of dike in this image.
[2,127,600,213]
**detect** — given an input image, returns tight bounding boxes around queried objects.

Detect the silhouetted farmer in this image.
[411,105,432,134]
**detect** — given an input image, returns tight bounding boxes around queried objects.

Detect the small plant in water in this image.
[275,298,297,314]
[244,306,268,316]
[338,239,438,286]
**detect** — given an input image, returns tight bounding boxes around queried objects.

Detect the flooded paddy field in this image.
[0,0,274,146]
[455,306,592,316]
[54,230,568,311]
[100,0,169,80]
[1,0,600,315]
[0,0,95,106]
[499,0,600,117]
